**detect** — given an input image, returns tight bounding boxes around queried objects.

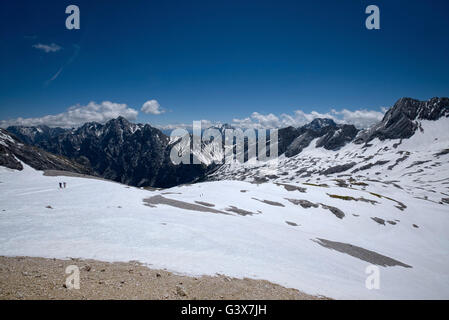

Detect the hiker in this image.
[59,182,62,189]
[63,182,67,188]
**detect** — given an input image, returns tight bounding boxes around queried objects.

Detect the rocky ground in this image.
[0,256,325,300]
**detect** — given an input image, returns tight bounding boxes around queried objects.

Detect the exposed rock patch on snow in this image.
[313,238,412,268]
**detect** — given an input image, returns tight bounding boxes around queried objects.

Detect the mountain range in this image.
[5,117,209,187]
[2,97,448,189]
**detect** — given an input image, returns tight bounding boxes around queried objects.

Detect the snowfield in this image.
[1,162,448,299]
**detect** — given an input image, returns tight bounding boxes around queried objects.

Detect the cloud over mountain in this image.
[0,101,138,128]
[154,106,385,132]
[232,107,386,129]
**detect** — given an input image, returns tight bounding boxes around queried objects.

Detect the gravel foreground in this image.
[0,256,327,300]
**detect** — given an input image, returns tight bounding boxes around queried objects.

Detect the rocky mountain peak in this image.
[108,116,132,126]
[355,97,449,144]
[384,97,448,126]
[103,116,134,132]
[303,118,337,131]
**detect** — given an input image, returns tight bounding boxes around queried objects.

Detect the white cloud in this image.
[32,43,62,53]
[141,100,165,115]
[155,107,385,133]
[331,108,387,129]
[0,101,138,128]
[231,107,386,129]
[1,101,385,131]
[155,123,191,130]
[231,110,339,129]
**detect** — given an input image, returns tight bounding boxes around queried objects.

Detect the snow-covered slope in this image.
[1,163,448,299]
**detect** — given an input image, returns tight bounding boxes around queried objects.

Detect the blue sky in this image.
[0,0,448,129]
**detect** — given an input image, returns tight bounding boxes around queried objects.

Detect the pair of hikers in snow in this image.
[59,182,67,189]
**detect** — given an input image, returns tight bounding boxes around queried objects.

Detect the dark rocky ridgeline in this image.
[7,117,210,188]
[282,119,358,157]
[284,128,319,157]
[302,118,336,131]
[5,125,69,148]
[355,97,449,144]
[0,128,92,174]
[315,124,358,150]
[277,126,303,155]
